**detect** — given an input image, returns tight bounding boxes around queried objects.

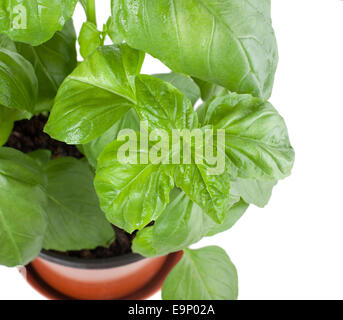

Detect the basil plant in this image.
[0,0,294,300]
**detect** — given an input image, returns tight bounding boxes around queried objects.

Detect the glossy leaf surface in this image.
[111,0,278,98]
[0,0,78,46]
[45,45,144,144]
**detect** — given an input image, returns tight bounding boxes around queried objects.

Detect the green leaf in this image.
[132,189,213,257]
[0,117,13,146]
[153,73,200,105]
[203,93,295,181]
[135,75,198,131]
[131,227,155,257]
[135,75,230,223]
[231,178,277,208]
[94,136,174,233]
[82,109,140,168]
[0,106,31,146]
[111,0,278,98]
[0,107,15,146]
[173,156,230,224]
[0,34,16,52]
[162,246,238,300]
[0,0,78,46]
[133,190,246,257]
[45,45,144,144]
[0,49,38,113]
[79,21,102,59]
[206,199,249,236]
[42,157,114,251]
[193,77,227,102]
[16,19,77,113]
[27,149,51,166]
[0,147,47,267]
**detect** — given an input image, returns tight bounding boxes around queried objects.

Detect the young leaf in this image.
[133,190,246,257]
[131,226,156,257]
[0,49,38,113]
[135,75,198,131]
[82,109,140,168]
[162,246,239,300]
[94,137,174,233]
[45,45,144,144]
[135,75,230,223]
[206,199,249,236]
[174,155,230,224]
[0,147,47,267]
[231,178,277,208]
[111,0,278,98]
[42,157,114,251]
[153,73,201,105]
[0,0,78,46]
[16,19,77,113]
[79,21,102,59]
[132,189,213,257]
[203,93,295,181]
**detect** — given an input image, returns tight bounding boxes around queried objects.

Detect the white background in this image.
[1,0,343,300]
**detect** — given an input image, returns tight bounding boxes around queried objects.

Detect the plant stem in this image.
[85,0,97,26]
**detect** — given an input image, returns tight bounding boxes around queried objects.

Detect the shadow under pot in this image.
[19,250,183,300]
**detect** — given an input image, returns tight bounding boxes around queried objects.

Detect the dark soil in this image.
[64,227,134,259]
[5,115,83,159]
[5,115,133,259]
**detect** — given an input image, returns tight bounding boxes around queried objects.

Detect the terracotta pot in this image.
[19,250,183,300]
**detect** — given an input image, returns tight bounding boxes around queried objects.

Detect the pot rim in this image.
[39,250,145,270]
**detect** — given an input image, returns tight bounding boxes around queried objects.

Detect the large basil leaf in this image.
[94,136,174,233]
[16,19,77,113]
[82,109,140,168]
[231,178,277,208]
[45,45,144,144]
[42,157,114,251]
[0,0,78,46]
[0,49,38,113]
[203,93,295,181]
[162,246,239,300]
[153,73,200,105]
[135,75,230,223]
[0,147,47,267]
[111,0,278,98]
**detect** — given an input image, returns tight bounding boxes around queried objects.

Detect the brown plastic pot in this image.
[19,250,183,300]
